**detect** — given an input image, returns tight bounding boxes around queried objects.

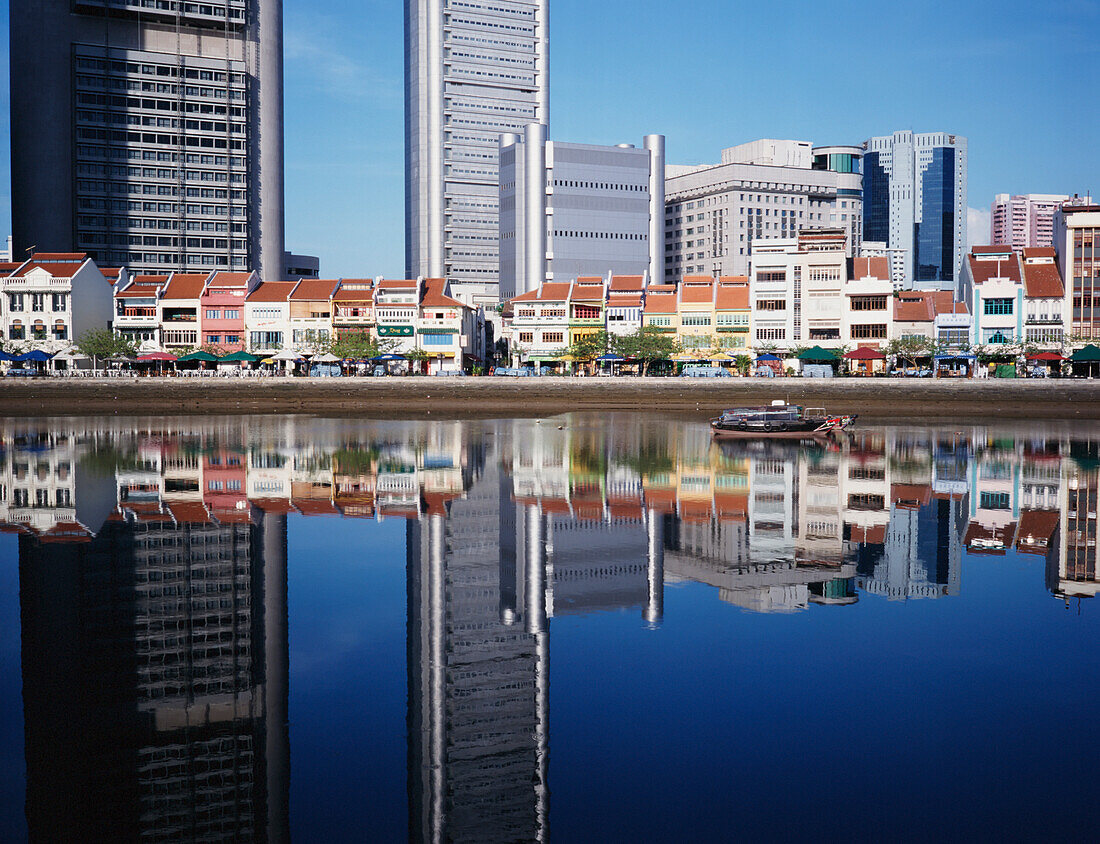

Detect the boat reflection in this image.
[2,415,1097,841]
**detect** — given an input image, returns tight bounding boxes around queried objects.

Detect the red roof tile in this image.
[167,501,212,524]
[420,277,465,308]
[162,273,211,300]
[115,283,162,299]
[679,277,715,304]
[967,250,1021,286]
[377,278,417,289]
[289,279,340,301]
[931,291,968,316]
[207,271,254,287]
[850,256,891,280]
[1014,509,1060,554]
[1022,257,1064,299]
[570,279,606,301]
[893,292,934,323]
[606,293,643,307]
[644,285,678,314]
[715,280,749,310]
[609,274,644,291]
[14,262,89,277]
[246,281,296,303]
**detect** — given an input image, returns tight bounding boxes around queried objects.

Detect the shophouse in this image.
[642,284,679,336]
[244,281,296,355]
[605,275,646,338]
[510,281,572,367]
[844,256,893,349]
[568,277,607,347]
[332,280,377,340]
[960,245,1024,346]
[1,252,112,350]
[113,274,169,352]
[418,277,479,373]
[714,276,751,350]
[373,279,421,356]
[676,276,717,353]
[1020,248,1065,349]
[199,271,259,352]
[159,273,210,351]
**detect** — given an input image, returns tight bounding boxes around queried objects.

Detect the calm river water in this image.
[1,413,1098,841]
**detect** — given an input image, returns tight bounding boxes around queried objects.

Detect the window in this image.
[251,331,283,347]
[518,332,534,344]
[422,333,452,346]
[979,491,1011,510]
[543,332,564,344]
[573,305,601,320]
[756,300,786,311]
[756,328,786,340]
[31,294,45,312]
[984,298,1014,316]
[851,324,887,339]
[8,293,23,312]
[648,317,672,327]
[681,314,711,326]
[225,335,240,344]
[983,329,1013,344]
[9,323,24,340]
[850,295,887,311]
[51,294,67,312]
[205,309,221,319]
[206,334,221,344]
[224,309,240,320]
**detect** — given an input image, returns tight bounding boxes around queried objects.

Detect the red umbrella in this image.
[844,347,886,360]
[1025,352,1062,361]
[136,352,178,362]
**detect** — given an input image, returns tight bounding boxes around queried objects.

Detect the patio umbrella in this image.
[797,346,839,361]
[844,347,886,360]
[218,351,258,363]
[272,349,303,361]
[136,352,177,362]
[756,353,780,361]
[595,354,624,362]
[314,352,341,363]
[370,354,405,361]
[708,351,734,361]
[16,350,54,363]
[52,349,88,362]
[1069,345,1100,361]
[177,351,218,362]
[1026,352,1063,361]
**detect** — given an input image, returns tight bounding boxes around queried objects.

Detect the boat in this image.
[710,401,857,439]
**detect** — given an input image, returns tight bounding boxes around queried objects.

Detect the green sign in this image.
[378,325,414,337]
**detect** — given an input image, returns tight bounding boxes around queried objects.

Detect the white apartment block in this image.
[665,140,863,280]
[499,126,664,298]
[861,241,909,290]
[991,194,1074,250]
[2,252,113,350]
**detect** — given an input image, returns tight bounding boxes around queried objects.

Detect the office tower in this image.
[664,140,863,281]
[862,131,967,291]
[500,127,665,298]
[405,0,549,308]
[17,482,289,840]
[10,0,285,278]
[1053,202,1100,339]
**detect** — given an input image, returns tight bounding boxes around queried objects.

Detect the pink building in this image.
[991,194,1090,250]
[199,271,259,352]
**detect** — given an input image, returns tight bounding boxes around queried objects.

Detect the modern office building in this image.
[405,0,549,307]
[499,127,665,298]
[862,131,967,291]
[10,0,285,279]
[664,140,863,281]
[1053,203,1100,340]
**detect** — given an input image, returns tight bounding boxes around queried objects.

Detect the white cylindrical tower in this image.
[644,134,666,285]
[523,123,548,296]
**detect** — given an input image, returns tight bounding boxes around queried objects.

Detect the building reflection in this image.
[2,415,1098,839]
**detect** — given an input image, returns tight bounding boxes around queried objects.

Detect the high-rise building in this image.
[862,131,967,291]
[9,0,285,279]
[499,126,665,298]
[664,140,863,281]
[991,194,1071,250]
[1053,203,1100,340]
[405,0,549,308]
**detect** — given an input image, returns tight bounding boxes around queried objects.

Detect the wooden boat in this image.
[711,401,856,439]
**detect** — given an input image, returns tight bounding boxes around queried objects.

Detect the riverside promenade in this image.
[2,378,1099,420]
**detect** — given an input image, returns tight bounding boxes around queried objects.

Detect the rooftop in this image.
[289,278,340,301]
[246,281,297,303]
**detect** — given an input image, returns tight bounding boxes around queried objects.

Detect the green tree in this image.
[613,326,681,376]
[886,336,935,369]
[328,331,396,361]
[560,330,610,367]
[733,354,753,376]
[77,329,137,368]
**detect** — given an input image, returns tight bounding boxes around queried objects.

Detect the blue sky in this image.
[0,0,1097,276]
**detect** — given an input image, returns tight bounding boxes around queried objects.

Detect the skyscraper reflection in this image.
[2,415,1098,839]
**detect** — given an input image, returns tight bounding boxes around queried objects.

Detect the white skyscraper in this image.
[862,131,968,291]
[405,0,549,307]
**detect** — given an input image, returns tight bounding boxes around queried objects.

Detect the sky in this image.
[0,0,1097,276]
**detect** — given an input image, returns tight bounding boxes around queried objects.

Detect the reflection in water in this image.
[1,415,1097,840]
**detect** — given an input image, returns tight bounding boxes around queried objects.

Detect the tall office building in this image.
[1053,203,1100,340]
[10,0,285,278]
[405,0,550,307]
[991,194,1070,250]
[862,131,967,291]
[500,127,665,298]
[664,140,863,281]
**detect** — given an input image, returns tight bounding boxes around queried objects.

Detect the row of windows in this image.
[78,217,239,233]
[6,294,66,312]
[76,147,244,168]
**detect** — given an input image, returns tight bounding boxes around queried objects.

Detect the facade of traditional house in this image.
[199,271,260,352]
[568,277,607,348]
[373,279,421,356]
[418,278,478,373]
[845,256,893,349]
[676,276,717,353]
[114,274,169,352]
[510,281,572,366]
[244,281,296,355]
[714,276,751,350]
[1,253,112,350]
[287,279,340,352]
[158,273,211,351]
[331,280,377,340]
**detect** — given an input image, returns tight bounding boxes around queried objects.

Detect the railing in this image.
[1026,315,1062,324]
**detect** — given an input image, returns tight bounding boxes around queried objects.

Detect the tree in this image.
[77,329,137,369]
[613,326,681,376]
[733,354,753,376]
[886,336,935,369]
[560,330,610,368]
[327,330,396,361]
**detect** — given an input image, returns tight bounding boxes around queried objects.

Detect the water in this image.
[1,413,1098,842]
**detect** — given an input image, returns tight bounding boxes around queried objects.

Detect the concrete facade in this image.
[500,131,664,298]
[405,0,549,308]
[9,0,285,279]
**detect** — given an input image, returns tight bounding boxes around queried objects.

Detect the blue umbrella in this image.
[370,354,405,361]
[16,350,53,363]
[756,353,780,361]
[595,354,624,361]
[0,351,15,362]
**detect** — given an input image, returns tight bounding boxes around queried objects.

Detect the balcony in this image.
[1026,315,1062,325]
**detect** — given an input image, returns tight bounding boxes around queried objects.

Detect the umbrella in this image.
[218,351,258,363]
[1069,345,1100,362]
[52,349,89,362]
[260,358,276,365]
[314,352,341,363]
[672,352,704,361]
[844,347,886,360]
[595,354,624,362]
[797,346,839,361]
[16,350,54,363]
[1026,352,1063,361]
[370,354,405,361]
[709,351,734,361]
[177,351,218,362]
[756,353,780,361]
[272,349,303,361]
[0,351,17,362]
[136,352,177,362]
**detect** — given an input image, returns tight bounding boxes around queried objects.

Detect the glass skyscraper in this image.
[862,131,967,291]
[404,0,549,308]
